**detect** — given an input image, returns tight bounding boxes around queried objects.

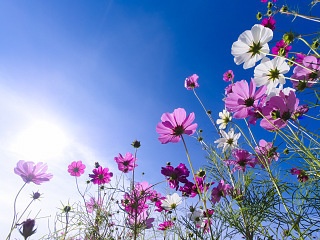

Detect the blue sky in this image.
[1,0,319,239]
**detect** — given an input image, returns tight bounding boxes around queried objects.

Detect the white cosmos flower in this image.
[267,86,296,101]
[216,109,232,130]
[214,128,241,153]
[188,209,203,226]
[231,24,273,69]
[254,57,290,95]
[161,193,182,211]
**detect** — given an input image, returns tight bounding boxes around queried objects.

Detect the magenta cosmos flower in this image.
[184,74,199,90]
[261,16,276,31]
[271,39,292,58]
[67,161,86,177]
[225,79,266,119]
[158,220,174,231]
[114,152,137,173]
[260,90,299,130]
[156,108,197,144]
[225,149,256,172]
[223,70,234,82]
[161,163,190,190]
[211,179,232,204]
[89,166,113,185]
[14,160,53,185]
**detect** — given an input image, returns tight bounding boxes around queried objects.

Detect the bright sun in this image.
[12,120,70,161]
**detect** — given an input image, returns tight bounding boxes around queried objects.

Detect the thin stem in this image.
[6,182,27,240]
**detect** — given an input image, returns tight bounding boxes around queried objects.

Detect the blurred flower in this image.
[188,209,203,227]
[261,16,276,30]
[19,219,36,239]
[156,108,197,144]
[291,168,309,182]
[225,79,266,119]
[86,197,102,213]
[260,90,299,130]
[161,163,190,190]
[211,180,232,204]
[222,70,234,82]
[89,166,113,185]
[231,24,273,69]
[14,160,53,185]
[226,149,256,172]
[216,109,232,129]
[114,152,137,173]
[161,193,182,210]
[158,220,174,230]
[215,128,241,152]
[254,57,290,95]
[254,139,279,166]
[271,39,292,57]
[184,74,199,90]
[67,161,86,177]
[127,210,155,229]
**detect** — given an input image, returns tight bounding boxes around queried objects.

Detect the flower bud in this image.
[19,219,36,239]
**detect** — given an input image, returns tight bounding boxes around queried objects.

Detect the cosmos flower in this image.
[185,74,199,90]
[19,219,37,239]
[114,152,137,173]
[225,79,266,119]
[260,90,299,130]
[225,149,256,172]
[231,24,273,69]
[216,109,232,130]
[67,161,86,177]
[271,39,292,58]
[254,139,279,167]
[14,160,53,185]
[211,179,232,204]
[156,108,197,144]
[222,70,234,82]
[158,220,174,231]
[161,193,182,211]
[89,166,113,185]
[261,16,276,30]
[254,57,290,95]
[85,197,102,213]
[161,163,190,190]
[214,128,241,152]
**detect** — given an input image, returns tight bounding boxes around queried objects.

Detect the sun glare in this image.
[12,121,70,161]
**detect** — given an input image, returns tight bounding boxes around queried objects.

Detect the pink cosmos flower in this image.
[261,16,276,30]
[225,79,266,119]
[184,74,199,90]
[14,160,53,185]
[114,152,137,173]
[291,55,320,90]
[89,166,113,185]
[211,180,232,204]
[127,210,155,229]
[85,197,102,213]
[260,90,299,130]
[67,161,86,177]
[161,163,190,190]
[223,70,234,82]
[156,108,197,144]
[225,149,256,172]
[254,139,279,167]
[291,168,308,182]
[158,220,174,231]
[271,40,292,57]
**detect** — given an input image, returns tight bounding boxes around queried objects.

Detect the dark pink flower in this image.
[156,108,197,144]
[261,16,276,30]
[225,79,266,119]
[67,161,86,177]
[223,70,234,82]
[225,149,256,172]
[271,40,292,58]
[14,160,53,185]
[291,56,320,90]
[89,166,113,185]
[254,139,279,166]
[260,90,299,130]
[161,163,190,190]
[291,168,308,182]
[211,180,232,204]
[158,220,174,231]
[184,74,199,90]
[114,152,137,173]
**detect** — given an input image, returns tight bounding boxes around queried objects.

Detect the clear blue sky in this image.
[0,1,318,239]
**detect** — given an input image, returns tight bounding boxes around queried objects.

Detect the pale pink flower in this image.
[223,70,234,82]
[86,197,102,213]
[14,160,53,185]
[68,161,86,177]
[156,108,197,144]
[225,79,266,119]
